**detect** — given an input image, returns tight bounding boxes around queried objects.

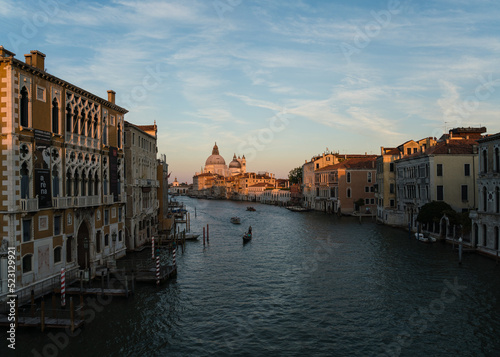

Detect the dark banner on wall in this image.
[35,169,52,208]
[109,146,118,202]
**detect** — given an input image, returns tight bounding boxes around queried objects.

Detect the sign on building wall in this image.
[109,146,118,202]
[35,169,52,208]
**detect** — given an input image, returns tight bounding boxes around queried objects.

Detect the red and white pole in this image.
[152,236,155,259]
[173,247,176,267]
[156,256,160,285]
[61,268,66,307]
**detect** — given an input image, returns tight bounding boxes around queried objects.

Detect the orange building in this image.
[315,157,377,214]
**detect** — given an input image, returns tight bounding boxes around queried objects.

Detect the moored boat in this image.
[184,233,200,241]
[231,217,241,224]
[287,206,311,212]
[247,206,256,211]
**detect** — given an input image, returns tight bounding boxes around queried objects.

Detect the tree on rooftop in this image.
[288,167,303,185]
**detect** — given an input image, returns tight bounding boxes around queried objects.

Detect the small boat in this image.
[231,217,241,224]
[287,206,311,212]
[184,233,200,241]
[415,233,436,243]
[242,232,252,243]
[246,206,256,211]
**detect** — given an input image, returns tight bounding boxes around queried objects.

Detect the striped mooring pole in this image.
[151,236,155,259]
[156,255,160,285]
[61,268,66,307]
[173,247,176,267]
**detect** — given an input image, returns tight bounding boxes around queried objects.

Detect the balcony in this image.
[52,196,73,209]
[103,195,114,205]
[20,197,38,212]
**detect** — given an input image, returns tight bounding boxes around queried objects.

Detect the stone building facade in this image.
[0,47,127,296]
[470,132,500,255]
[124,121,159,250]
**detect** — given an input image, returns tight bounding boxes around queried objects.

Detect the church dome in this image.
[229,157,241,168]
[205,143,226,166]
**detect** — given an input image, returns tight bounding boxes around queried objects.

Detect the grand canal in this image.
[4,197,500,356]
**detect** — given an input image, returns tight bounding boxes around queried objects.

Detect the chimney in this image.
[24,50,46,71]
[107,90,116,104]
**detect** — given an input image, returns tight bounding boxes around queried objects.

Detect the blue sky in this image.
[2,0,500,183]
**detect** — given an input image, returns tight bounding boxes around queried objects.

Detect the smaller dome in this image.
[229,159,241,168]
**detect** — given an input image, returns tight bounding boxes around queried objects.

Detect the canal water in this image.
[4,197,500,356]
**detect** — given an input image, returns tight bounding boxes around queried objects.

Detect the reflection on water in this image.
[5,197,500,357]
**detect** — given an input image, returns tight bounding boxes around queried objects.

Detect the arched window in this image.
[104,234,109,247]
[22,254,32,273]
[495,147,500,173]
[66,171,72,196]
[66,236,73,263]
[88,173,93,196]
[117,124,122,148]
[482,149,488,173]
[483,224,488,246]
[94,172,99,197]
[52,98,59,134]
[496,187,500,214]
[52,166,59,197]
[81,171,86,196]
[483,186,488,212]
[73,171,79,197]
[103,117,108,145]
[346,188,351,198]
[20,86,29,127]
[495,227,499,251]
[93,115,98,139]
[103,171,108,195]
[346,172,351,183]
[54,246,62,263]
[21,162,30,199]
[117,172,121,195]
[73,111,79,134]
[66,105,72,132]
[80,110,86,135]
[96,231,101,253]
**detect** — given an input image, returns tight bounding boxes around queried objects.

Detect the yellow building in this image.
[376,137,436,225]
[0,47,127,297]
[395,137,480,231]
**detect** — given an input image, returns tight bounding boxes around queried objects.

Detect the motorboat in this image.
[231,217,241,224]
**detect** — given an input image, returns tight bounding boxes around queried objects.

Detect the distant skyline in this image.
[2,0,500,183]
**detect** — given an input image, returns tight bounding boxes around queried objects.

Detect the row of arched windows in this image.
[19,85,123,150]
[481,147,500,173]
[481,186,500,213]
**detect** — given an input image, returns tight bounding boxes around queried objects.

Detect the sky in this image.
[2,0,500,183]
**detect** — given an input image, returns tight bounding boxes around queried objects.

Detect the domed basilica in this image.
[203,143,246,177]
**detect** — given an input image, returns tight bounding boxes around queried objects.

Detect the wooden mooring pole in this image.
[207,224,209,243]
[40,301,45,332]
[70,297,75,333]
[80,294,84,321]
[31,289,35,317]
[203,226,206,246]
[52,293,57,319]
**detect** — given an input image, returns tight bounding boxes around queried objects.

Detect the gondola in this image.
[242,232,252,243]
